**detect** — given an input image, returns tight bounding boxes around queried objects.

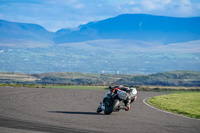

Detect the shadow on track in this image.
[49,111,103,115]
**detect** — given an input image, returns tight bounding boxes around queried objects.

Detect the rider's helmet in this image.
[130,87,137,97]
[119,85,124,88]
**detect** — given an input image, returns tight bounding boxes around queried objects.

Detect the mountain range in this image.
[0,14,200,74]
[55,14,200,45]
[0,14,200,47]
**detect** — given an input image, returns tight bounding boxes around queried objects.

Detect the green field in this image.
[0,84,108,90]
[147,93,200,119]
[1,83,200,92]
[45,85,107,90]
[138,85,200,91]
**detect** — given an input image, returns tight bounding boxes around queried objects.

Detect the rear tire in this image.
[104,99,119,115]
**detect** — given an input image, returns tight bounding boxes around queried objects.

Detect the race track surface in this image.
[0,87,199,133]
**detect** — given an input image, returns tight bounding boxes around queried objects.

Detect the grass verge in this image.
[0,83,41,88]
[0,84,107,90]
[138,85,200,91]
[1,84,200,92]
[44,85,107,90]
[147,93,200,119]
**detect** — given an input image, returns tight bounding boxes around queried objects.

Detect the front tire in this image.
[96,105,102,113]
[104,99,119,115]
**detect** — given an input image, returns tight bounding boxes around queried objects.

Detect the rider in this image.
[100,85,137,111]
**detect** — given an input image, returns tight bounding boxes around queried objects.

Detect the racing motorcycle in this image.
[96,86,137,115]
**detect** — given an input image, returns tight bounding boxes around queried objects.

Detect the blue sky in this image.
[0,0,200,31]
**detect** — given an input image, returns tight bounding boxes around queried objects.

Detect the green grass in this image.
[0,84,108,90]
[0,83,41,88]
[138,85,200,91]
[44,85,108,90]
[147,93,200,119]
[1,83,200,92]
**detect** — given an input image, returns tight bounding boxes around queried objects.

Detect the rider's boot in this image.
[125,101,131,111]
[124,98,131,111]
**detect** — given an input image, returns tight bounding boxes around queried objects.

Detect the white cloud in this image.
[162,0,171,4]
[128,1,135,5]
[45,0,78,5]
[181,0,192,5]
[117,0,200,17]
[138,0,172,11]
[167,0,195,17]
[141,1,160,11]
[0,13,4,18]
[73,3,85,9]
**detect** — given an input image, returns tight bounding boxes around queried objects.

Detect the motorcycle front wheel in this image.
[96,104,102,113]
[104,99,119,115]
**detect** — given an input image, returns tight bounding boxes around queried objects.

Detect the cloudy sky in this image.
[0,0,200,31]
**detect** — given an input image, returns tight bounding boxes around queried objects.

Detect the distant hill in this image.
[129,71,200,86]
[1,14,200,47]
[54,14,200,44]
[0,19,54,48]
[0,71,200,87]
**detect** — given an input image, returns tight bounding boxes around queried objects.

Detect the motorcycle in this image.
[97,87,137,115]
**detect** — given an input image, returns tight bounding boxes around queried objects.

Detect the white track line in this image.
[143,97,200,121]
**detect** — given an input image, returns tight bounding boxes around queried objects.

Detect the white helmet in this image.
[119,85,124,88]
[130,88,137,97]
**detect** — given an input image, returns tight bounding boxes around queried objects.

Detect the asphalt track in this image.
[0,87,199,133]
